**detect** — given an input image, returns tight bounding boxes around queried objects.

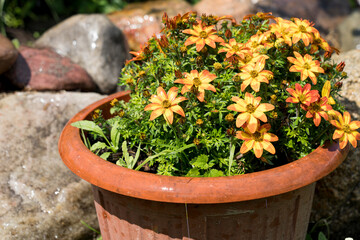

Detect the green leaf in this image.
[191,155,209,169]
[99,152,111,160]
[90,142,108,151]
[318,232,327,240]
[228,144,235,176]
[186,168,200,177]
[206,169,225,177]
[110,121,121,149]
[71,120,105,137]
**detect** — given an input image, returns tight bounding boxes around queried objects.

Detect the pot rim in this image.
[58,91,349,204]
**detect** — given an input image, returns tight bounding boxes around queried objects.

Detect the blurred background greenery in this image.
[0,0,200,38]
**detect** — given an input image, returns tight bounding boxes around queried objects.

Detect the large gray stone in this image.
[337,10,360,52]
[311,49,360,238]
[0,91,106,239]
[35,14,130,94]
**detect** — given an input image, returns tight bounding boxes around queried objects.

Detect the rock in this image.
[0,35,18,74]
[35,14,129,94]
[311,49,360,238]
[0,91,106,239]
[5,46,97,91]
[107,0,194,51]
[194,0,255,22]
[337,10,360,52]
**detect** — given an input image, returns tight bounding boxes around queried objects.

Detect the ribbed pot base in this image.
[92,183,315,240]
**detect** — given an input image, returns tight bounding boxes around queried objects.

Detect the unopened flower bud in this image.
[196,119,204,125]
[180,46,187,53]
[118,109,125,117]
[341,72,347,78]
[336,61,345,72]
[139,132,146,140]
[225,29,232,39]
[226,127,235,136]
[334,81,343,89]
[175,70,183,79]
[143,89,151,98]
[193,138,200,145]
[213,62,222,71]
[225,113,234,122]
[233,75,241,82]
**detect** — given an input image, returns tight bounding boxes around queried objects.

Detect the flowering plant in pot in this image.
[73,12,357,175]
[59,11,358,239]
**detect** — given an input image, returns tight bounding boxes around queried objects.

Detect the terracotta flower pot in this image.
[58,91,349,240]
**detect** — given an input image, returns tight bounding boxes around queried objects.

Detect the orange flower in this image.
[183,21,224,52]
[321,80,336,105]
[245,33,273,53]
[287,52,324,85]
[270,17,293,46]
[218,38,249,58]
[227,92,274,133]
[310,31,331,53]
[304,97,332,126]
[236,123,278,158]
[286,83,319,106]
[144,87,187,124]
[330,111,360,149]
[288,18,317,46]
[174,69,216,102]
[238,56,273,92]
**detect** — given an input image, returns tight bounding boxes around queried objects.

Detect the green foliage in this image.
[306,219,330,240]
[0,0,129,36]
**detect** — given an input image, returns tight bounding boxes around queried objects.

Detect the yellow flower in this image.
[270,17,293,46]
[110,98,118,106]
[218,38,249,58]
[227,92,275,133]
[238,56,273,92]
[310,31,331,53]
[330,111,360,149]
[288,18,317,46]
[236,123,278,158]
[321,80,336,105]
[144,87,187,124]
[245,33,273,53]
[174,69,217,102]
[183,20,224,52]
[287,52,324,85]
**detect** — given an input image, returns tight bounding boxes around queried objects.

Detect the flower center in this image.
[299,25,307,33]
[246,104,256,113]
[303,63,311,70]
[343,124,351,133]
[232,45,240,51]
[162,100,172,108]
[298,94,306,103]
[253,132,263,141]
[309,103,321,112]
[251,41,259,48]
[250,70,259,78]
[193,77,202,87]
[199,31,208,39]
